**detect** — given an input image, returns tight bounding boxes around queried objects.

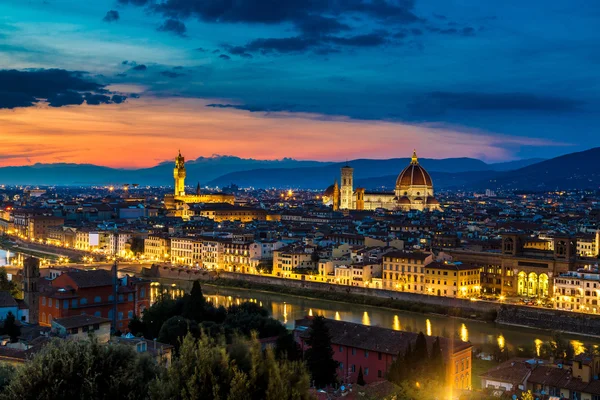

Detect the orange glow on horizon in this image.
[0,97,558,168]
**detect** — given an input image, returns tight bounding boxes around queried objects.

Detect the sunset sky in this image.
[1,0,598,168]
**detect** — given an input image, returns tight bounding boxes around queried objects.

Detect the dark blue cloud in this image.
[219,54,231,60]
[0,69,126,109]
[103,10,120,23]
[160,70,185,78]
[132,64,147,71]
[157,18,187,36]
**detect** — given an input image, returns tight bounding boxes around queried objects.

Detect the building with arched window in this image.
[446,233,579,298]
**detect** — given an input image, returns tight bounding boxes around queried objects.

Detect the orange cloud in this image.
[0,97,561,168]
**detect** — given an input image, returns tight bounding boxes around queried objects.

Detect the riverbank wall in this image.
[496,306,600,337]
[144,264,600,337]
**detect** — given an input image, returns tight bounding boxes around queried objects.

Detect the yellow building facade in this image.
[424,261,481,298]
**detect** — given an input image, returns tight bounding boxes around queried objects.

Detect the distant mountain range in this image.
[206,158,544,189]
[0,149,598,190]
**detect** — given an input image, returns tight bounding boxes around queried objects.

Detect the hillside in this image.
[478,147,600,190]
[207,157,540,189]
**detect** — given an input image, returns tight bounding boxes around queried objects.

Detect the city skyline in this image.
[1,0,599,167]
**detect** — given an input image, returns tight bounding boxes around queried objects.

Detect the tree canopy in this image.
[0,338,159,400]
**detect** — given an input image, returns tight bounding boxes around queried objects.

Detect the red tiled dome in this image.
[323,184,336,196]
[398,196,411,204]
[395,154,433,189]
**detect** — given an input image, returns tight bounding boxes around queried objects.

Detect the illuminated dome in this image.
[395,150,433,190]
[398,196,411,204]
[323,184,336,196]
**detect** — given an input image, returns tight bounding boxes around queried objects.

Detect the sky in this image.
[0,0,599,168]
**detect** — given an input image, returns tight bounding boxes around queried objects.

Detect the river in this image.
[202,285,600,355]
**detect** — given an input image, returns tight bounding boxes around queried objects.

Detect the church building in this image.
[323,151,442,212]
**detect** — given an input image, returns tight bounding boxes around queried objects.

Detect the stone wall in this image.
[496,305,600,336]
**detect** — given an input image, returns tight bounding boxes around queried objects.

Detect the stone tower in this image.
[173,150,186,196]
[332,180,340,211]
[23,257,40,324]
[340,165,354,210]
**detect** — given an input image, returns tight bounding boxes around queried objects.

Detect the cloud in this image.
[119,0,421,31]
[219,54,231,60]
[116,0,149,5]
[237,31,388,55]
[295,15,351,36]
[157,18,187,36]
[409,92,583,116]
[206,103,299,113]
[132,64,147,71]
[324,32,388,47]
[103,10,120,23]
[160,71,185,78]
[243,36,317,53]
[0,69,127,109]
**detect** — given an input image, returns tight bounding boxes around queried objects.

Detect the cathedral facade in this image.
[164,151,235,211]
[323,151,442,212]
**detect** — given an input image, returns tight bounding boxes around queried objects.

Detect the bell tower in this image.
[23,257,40,324]
[332,180,340,211]
[340,165,354,210]
[174,150,186,196]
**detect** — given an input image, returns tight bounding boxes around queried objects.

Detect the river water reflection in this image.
[202,285,600,354]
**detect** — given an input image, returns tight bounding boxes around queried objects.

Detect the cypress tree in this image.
[182,280,206,322]
[356,366,365,386]
[430,336,446,383]
[305,316,339,388]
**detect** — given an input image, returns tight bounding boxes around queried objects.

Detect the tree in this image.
[141,297,184,339]
[1,338,159,400]
[129,236,145,255]
[304,316,339,388]
[429,336,446,383]
[357,366,365,386]
[128,314,145,336]
[2,312,20,343]
[157,316,199,351]
[0,364,15,392]
[388,345,410,384]
[0,270,19,299]
[311,247,320,264]
[541,331,575,360]
[150,333,311,400]
[182,280,206,322]
[275,332,302,361]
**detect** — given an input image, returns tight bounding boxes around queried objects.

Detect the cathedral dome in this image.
[323,184,336,196]
[427,197,440,205]
[396,150,432,190]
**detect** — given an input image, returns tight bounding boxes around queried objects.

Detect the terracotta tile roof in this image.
[53,315,111,330]
[480,359,532,387]
[295,318,471,359]
[61,270,114,289]
[0,291,17,308]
